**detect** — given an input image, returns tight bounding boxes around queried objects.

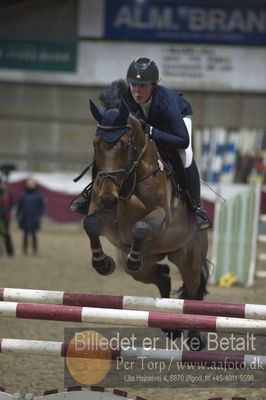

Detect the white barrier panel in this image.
[212,184,261,286]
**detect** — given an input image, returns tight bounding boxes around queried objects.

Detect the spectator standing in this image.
[0,178,15,256]
[17,178,45,255]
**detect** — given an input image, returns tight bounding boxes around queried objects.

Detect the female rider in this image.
[124,57,210,231]
[71,57,210,231]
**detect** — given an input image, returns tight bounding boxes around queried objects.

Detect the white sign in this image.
[0,41,265,92]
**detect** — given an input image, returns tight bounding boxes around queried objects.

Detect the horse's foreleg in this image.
[83,213,116,275]
[127,207,166,271]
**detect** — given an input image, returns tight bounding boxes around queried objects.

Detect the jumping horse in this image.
[83,96,209,350]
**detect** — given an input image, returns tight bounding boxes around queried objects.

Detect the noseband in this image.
[98,168,128,187]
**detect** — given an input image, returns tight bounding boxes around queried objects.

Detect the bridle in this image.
[73,121,162,201]
[96,122,150,200]
[96,123,133,186]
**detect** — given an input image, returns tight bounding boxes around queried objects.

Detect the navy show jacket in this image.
[124,85,193,151]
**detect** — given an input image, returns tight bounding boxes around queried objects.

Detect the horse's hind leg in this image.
[168,231,208,300]
[168,231,209,350]
[83,213,115,275]
[127,257,184,341]
[125,254,171,298]
[151,262,171,298]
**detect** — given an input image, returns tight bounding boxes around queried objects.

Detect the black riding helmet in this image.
[126,57,159,84]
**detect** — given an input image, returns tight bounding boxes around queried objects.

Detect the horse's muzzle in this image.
[99,194,118,211]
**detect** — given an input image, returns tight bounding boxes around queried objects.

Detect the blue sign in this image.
[104,0,266,45]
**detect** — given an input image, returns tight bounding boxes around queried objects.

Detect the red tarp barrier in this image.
[10,180,83,223]
[9,180,265,224]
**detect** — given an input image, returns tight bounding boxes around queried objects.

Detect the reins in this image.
[118,132,149,200]
[73,161,94,183]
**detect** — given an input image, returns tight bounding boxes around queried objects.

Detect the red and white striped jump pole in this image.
[1,302,266,335]
[1,288,266,320]
[0,338,265,369]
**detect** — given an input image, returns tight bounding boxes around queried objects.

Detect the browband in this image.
[97,123,130,130]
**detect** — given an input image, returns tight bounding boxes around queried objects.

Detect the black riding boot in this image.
[69,163,97,215]
[69,190,91,215]
[186,160,211,231]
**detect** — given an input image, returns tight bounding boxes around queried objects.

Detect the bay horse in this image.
[83,98,209,350]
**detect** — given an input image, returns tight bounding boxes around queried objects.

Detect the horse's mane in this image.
[99,79,128,110]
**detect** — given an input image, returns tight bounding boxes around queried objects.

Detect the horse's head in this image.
[90,99,133,211]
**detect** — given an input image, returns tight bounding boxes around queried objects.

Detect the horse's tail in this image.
[99,79,128,110]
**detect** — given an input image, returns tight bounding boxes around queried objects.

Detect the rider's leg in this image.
[69,191,91,215]
[179,116,193,169]
[69,164,97,215]
[180,116,211,231]
[185,160,211,231]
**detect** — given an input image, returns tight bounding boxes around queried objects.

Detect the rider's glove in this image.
[143,123,154,139]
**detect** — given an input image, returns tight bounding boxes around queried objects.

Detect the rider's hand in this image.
[143,123,154,138]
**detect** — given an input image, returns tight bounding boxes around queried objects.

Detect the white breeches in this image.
[179,116,193,168]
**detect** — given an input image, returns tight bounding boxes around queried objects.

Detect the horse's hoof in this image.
[162,328,183,341]
[187,331,206,351]
[92,256,116,276]
[126,259,142,271]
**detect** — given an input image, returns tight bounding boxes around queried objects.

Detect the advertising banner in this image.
[104,0,266,45]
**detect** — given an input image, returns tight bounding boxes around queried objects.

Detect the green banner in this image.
[0,40,76,72]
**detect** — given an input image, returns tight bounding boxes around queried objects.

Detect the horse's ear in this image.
[89,99,104,122]
[119,98,129,122]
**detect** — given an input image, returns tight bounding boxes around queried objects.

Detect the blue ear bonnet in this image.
[96,109,129,142]
[89,99,130,143]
